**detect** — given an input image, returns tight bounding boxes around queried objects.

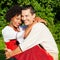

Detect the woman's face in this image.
[10,15,21,28]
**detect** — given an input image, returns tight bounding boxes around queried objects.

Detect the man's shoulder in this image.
[33,22,45,28]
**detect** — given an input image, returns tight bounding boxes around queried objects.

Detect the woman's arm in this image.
[35,17,47,25]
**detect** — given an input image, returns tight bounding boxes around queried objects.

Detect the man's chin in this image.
[24,22,29,25]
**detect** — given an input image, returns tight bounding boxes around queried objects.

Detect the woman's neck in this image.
[9,24,20,32]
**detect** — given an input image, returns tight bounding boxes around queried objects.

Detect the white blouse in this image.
[2,26,24,44]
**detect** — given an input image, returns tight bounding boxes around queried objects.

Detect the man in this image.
[6,5,59,60]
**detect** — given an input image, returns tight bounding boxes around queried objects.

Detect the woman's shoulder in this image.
[2,26,13,34]
[2,26,11,31]
[3,26,10,29]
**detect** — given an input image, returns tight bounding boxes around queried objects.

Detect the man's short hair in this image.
[22,5,35,14]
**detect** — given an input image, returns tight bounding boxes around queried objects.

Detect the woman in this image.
[2,5,24,60]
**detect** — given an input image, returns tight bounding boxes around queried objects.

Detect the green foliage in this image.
[0,0,60,41]
[57,42,60,60]
[53,22,60,41]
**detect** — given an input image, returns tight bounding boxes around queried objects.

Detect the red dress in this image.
[13,45,53,60]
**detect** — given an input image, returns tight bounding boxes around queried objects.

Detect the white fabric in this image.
[20,23,59,54]
[2,26,24,43]
[17,30,24,43]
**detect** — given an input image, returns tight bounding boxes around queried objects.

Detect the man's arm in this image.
[5,46,22,59]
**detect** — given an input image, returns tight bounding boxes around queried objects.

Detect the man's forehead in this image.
[21,9,31,15]
[22,9,31,13]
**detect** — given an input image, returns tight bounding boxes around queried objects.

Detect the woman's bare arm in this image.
[35,17,47,25]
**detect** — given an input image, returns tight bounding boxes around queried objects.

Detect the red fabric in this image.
[13,45,53,60]
[5,39,18,50]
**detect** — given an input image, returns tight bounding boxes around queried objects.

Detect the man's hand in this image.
[5,51,12,59]
[5,48,12,52]
[5,47,22,59]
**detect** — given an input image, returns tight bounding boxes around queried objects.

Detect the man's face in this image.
[21,9,35,25]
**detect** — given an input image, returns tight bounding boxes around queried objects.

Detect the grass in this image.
[0,37,60,60]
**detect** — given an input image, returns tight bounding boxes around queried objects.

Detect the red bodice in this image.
[5,39,18,50]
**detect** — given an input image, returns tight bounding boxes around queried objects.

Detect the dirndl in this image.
[5,39,18,50]
[13,45,53,60]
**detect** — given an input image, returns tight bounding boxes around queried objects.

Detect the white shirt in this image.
[2,26,24,43]
[20,23,59,54]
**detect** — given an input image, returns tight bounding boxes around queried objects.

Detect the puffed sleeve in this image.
[2,26,16,42]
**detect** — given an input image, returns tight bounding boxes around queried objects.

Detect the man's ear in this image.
[33,14,36,18]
